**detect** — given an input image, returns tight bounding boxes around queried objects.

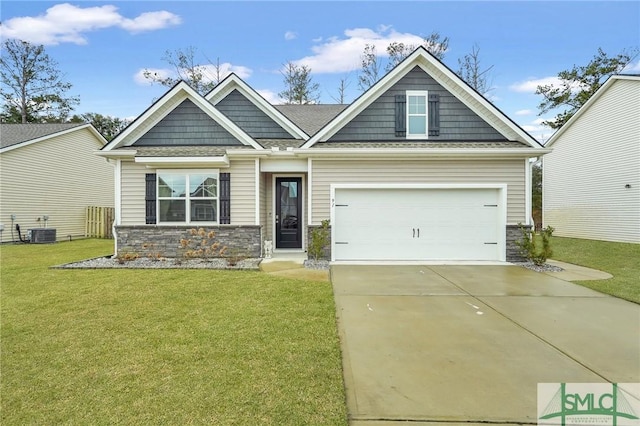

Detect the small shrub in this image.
[516,223,555,266]
[308,220,330,261]
[179,228,227,260]
[116,250,139,264]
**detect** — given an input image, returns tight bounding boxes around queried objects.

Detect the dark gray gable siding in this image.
[329,67,506,142]
[134,99,243,146]
[215,89,294,139]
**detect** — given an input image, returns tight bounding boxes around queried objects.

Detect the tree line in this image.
[1,36,637,140]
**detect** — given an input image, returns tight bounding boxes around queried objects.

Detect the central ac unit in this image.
[28,228,57,243]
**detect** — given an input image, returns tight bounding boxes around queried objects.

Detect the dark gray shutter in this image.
[394,95,406,137]
[219,173,230,224]
[145,173,156,224]
[428,94,440,136]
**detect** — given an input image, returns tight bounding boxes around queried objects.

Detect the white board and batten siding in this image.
[310,159,526,225]
[119,159,257,226]
[0,127,114,242]
[543,77,640,244]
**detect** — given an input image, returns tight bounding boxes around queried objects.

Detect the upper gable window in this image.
[406,91,429,139]
[395,91,440,139]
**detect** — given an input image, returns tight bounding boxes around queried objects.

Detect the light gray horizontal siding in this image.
[543,79,640,243]
[120,161,147,225]
[310,159,525,225]
[134,99,243,146]
[329,67,506,142]
[228,159,257,225]
[0,128,114,242]
[216,90,293,139]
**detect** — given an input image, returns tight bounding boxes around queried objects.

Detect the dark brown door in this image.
[275,177,302,249]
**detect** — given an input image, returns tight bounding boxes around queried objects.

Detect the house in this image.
[543,75,640,244]
[98,47,549,262]
[0,123,114,243]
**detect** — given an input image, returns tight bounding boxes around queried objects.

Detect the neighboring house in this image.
[99,47,549,262]
[543,75,640,244]
[0,123,114,243]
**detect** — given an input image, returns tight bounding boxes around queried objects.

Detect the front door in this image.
[275,177,302,249]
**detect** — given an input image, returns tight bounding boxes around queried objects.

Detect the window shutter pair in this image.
[144,173,231,224]
[394,93,440,137]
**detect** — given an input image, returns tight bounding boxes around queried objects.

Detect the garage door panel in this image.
[333,187,503,261]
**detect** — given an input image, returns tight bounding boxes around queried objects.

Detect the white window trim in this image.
[157,169,220,225]
[406,90,429,139]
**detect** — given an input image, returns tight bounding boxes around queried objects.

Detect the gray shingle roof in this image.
[0,123,85,149]
[274,104,348,136]
[311,141,531,149]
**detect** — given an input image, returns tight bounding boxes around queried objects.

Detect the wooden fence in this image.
[85,206,115,239]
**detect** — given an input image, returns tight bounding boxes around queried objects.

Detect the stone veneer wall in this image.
[506,224,528,262]
[115,225,262,258]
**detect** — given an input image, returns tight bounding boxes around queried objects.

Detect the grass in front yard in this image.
[0,239,347,425]
[549,236,640,304]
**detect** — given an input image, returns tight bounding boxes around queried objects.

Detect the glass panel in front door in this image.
[280,180,298,231]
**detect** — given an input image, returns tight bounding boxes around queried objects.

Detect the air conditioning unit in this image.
[28,228,57,243]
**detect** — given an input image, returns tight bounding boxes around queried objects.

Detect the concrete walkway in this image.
[331,264,640,425]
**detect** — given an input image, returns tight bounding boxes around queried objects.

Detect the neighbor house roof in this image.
[544,74,640,147]
[0,123,85,149]
[0,123,106,153]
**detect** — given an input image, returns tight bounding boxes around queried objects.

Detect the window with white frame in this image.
[406,91,429,138]
[157,171,218,223]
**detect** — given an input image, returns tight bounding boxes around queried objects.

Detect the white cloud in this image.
[515,109,533,116]
[284,31,297,41]
[257,89,279,104]
[509,76,562,94]
[133,63,252,86]
[521,117,555,143]
[292,26,432,73]
[0,3,181,45]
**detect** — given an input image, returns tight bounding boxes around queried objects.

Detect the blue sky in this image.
[1,1,639,141]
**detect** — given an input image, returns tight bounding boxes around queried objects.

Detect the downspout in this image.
[526,157,538,229]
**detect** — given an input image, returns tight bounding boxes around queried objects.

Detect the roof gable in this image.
[206,74,308,139]
[102,81,262,152]
[0,123,106,153]
[133,99,244,146]
[302,47,541,149]
[545,74,640,147]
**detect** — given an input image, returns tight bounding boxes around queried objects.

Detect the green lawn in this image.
[549,236,640,304]
[0,239,347,425]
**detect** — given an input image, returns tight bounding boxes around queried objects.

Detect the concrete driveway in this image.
[331,265,640,425]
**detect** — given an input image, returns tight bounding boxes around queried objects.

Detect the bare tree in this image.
[331,75,351,104]
[358,44,381,91]
[359,32,451,91]
[142,46,219,95]
[457,43,494,96]
[386,32,450,71]
[278,62,320,104]
[0,39,79,123]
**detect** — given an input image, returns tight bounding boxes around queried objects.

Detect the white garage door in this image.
[332,187,505,261]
